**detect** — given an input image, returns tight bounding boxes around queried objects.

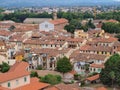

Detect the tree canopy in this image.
[100,54,120,86]
[0,10,120,23]
[30,71,38,77]
[56,56,72,74]
[102,22,120,33]
[40,74,62,85]
[86,19,95,29]
[96,11,120,22]
[0,62,10,73]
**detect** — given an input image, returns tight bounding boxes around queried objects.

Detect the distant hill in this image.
[0,0,120,7]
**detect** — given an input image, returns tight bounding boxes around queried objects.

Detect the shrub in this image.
[1,62,10,73]
[88,72,98,77]
[30,71,38,77]
[74,74,81,80]
[55,75,62,82]
[40,74,62,85]
[36,65,42,70]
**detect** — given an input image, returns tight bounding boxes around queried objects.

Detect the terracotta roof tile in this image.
[80,45,113,52]
[67,38,84,42]
[49,18,68,25]
[70,53,107,62]
[96,87,107,90]
[90,63,104,68]
[14,78,50,90]
[86,74,100,81]
[44,86,59,90]
[9,33,25,42]
[69,70,77,75]
[0,62,29,83]
[55,83,81,90]
[0,40,6,46]
[0,86,10,90]
[0,30,12,36]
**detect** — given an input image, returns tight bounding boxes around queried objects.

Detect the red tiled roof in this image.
[14,78,50,90]
[0,30,12,36]
[9,61,29,72]
[90,63,104,68]
[0,86,10,90]
[70,53,107,62]
[86,74,100,81]
[0,40,6,46]
[80,45,113,52]
[67,38,84,42]
[55,83,81,90]
[69,70,77,75]
[96,87,107,90]
[104,19,119,23]
[23,39,42,45]
[0,62,29,83]
[9,33,25,42]
[49,18,68,25]
[95,37,118,43]
[0,70,29,83]
[44,86,59,90]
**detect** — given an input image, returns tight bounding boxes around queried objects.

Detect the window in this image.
[91,68,92,71]
[102,51,104,54]
[16,80,19,85]
[98,68,101,72]
[8,82,11,87]
[45,24,48,28]
[55,45,56,47]
[18,42,21,46]
[24,77,27,82]
[8,61,9,64]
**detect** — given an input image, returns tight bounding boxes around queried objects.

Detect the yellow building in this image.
[74,30,88,39]
[15,51,24,61]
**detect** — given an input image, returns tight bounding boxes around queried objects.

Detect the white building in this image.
[39,21,54,32]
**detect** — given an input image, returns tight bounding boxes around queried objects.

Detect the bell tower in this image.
[53,11,57,20]
[93,7,97,19]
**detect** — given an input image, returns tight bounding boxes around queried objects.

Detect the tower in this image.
[93,7,97,19]
[53,11,57,20]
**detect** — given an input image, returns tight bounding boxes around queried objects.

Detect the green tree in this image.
[1,62,10,73]
[30,71,38,77]
[115,34,120,41]
[64,19,82,33]
[87,19,95,29]
[40,74,61,85]
[22,58,27,62]
[102,22,120,34]
[109,71,115,88]
[100,54,120,87]
[36,65,42,70]
[8,25,15,31]
[56,56,72,75]
[96,11,120,22]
